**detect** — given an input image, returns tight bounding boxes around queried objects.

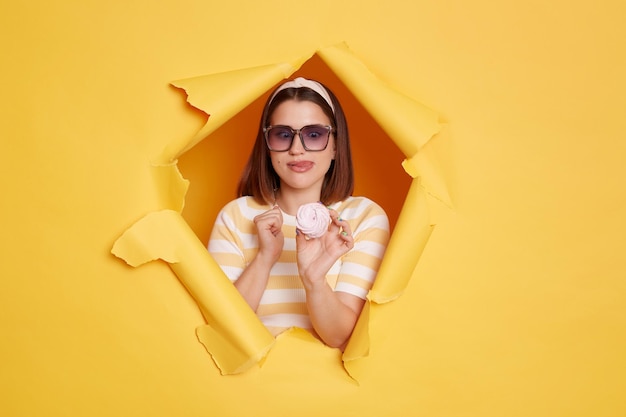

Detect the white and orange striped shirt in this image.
[208,196,390,335]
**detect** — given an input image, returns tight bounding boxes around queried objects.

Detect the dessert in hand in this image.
[296,202,331,239]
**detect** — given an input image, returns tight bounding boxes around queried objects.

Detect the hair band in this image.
[269,77,335,114]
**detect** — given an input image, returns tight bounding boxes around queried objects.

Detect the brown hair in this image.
[237,81,354,206]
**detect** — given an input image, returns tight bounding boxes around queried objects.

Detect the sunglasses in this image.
[263,124,334,152]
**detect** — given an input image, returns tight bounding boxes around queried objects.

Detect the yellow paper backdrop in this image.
[2,1,625,416]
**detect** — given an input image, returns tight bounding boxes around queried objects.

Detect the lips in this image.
[287,160,314,172]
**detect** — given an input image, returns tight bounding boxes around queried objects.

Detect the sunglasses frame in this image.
[263,124,334,152]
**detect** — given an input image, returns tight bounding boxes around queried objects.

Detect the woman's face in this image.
[268,99,335,197]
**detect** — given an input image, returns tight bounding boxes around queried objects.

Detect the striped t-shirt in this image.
[208,196,390,335]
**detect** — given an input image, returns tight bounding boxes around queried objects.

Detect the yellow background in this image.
[2,1,625,416]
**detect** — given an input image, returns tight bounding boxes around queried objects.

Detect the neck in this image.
[274,188,321,216]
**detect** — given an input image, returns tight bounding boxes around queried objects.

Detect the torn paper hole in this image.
[112,42,448,379]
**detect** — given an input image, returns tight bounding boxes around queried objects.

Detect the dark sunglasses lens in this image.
[267,127,294,151]
[301,126,330,150]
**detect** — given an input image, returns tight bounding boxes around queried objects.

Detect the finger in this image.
[338,216,351,235]
[269,224,283,237]
[327,209,344,233]
[330,212,351,236]
[254,207,283,226]
[294,228,308,247]
[339,230,354,249]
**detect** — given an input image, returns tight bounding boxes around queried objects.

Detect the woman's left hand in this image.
[295,209,354,288]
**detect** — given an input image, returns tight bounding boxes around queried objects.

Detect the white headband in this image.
[270,77,335,114]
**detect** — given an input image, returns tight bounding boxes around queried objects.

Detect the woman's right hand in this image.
[253,206,284,265]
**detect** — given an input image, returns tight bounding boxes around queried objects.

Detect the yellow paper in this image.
[6,1,625,415]
[112,209,275,374]
[318,43,441,157]
[369,179,435,303]
[151,160,190,212]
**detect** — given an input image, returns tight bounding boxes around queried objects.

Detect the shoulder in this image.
[336,196,387,216]
[334,196,389,229]
[218,196,270,222]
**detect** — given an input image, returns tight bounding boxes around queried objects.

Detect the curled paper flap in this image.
[318,43,450,207]
[111,210,275,374]
[402,143,452,207]
[318,43,441,157]
[369,179,434,303]
[342,301,371,371]
[166,55,312,162]
[341,179,435,377]
[151,161,190,212]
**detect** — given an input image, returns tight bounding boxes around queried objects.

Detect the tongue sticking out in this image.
[288,161,313,172]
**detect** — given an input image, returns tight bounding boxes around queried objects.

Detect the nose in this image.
[288,132,305,154]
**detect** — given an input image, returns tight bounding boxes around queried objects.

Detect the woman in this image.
[208,77,389,350]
